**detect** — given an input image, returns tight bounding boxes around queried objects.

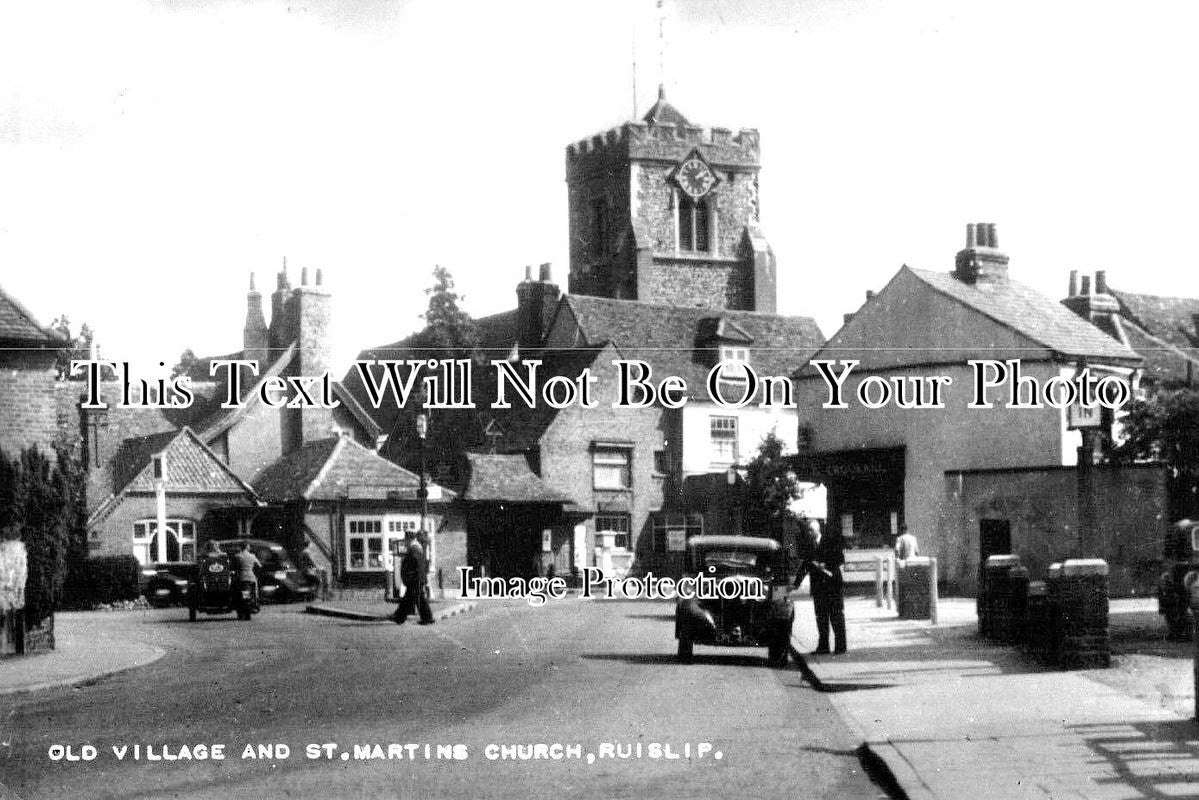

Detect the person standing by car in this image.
[233,541,262,596]
[394,535,434,625]
[298,541,327,601]
[801,520,846,655]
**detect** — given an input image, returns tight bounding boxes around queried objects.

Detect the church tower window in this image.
[678,195,710,253]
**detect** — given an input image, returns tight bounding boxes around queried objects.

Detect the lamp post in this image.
[415,412,431,591]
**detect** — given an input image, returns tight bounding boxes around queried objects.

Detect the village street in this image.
[1,600,886,800]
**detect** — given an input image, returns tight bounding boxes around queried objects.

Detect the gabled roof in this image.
[0,283,67,345]
[461,453,579,505]
[251,435,457,503]
[88,427,259,527]
[195,342,296,440]
[558,295,824,397]
[1110,289,1199,353]
[1120,317,1199,385]
[909,268,1141,364]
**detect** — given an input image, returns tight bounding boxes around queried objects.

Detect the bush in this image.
[79,555,142,606]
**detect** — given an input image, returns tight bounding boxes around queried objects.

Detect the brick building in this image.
[0,284,68,459]
[791,224,1164,594]
[73,269,458,592]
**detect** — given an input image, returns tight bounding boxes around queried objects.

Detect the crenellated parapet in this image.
[565,120,760,174]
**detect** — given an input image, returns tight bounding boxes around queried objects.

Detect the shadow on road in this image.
[582,652,770,667]
[1069,719,1199,799]
[623,613,674,620]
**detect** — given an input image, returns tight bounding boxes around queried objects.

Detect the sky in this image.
[2,0,1197,377]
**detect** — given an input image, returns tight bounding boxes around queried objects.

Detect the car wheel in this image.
[768,639,789,668]
[677,639,693,663]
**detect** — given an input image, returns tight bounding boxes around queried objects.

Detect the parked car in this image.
[139,565,194,607]
[211,538,316,603]
[675,535,795,667]
[1157,519,1199,639]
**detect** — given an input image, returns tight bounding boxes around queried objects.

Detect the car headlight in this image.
[273,571,288,581]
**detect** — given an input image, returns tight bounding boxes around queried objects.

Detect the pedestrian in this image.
[894,523,919,565]
[802,520,846,655]
[298,540,326,600]
[233,541,262,596]
[394,534,434,626]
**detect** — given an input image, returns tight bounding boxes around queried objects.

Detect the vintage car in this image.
[675,535,794,667]
[140,565,193,607]
[1157,519,1199,639]
[211,538,316,603]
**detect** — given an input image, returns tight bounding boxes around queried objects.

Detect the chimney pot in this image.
[539,263,553,283]
[524,265,533,282]
[301,266,309,287]
[1080,275,1092,295]
[1068,270,1079,297]
[315,268,323,287]
[987,223,998,248]
[249,272,257,292]
[966,223,976,248]
[976,222,988,247]
[1095,270,1107,294]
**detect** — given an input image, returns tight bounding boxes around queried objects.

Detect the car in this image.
[674,535,795,667]
[1157,519,1199,639]
[210,538,316,603]
[140,565,194,607]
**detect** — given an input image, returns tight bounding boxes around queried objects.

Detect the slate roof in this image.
[558,295,825,396]
[0,283,66,344]
[461,453,579,505]
[251,435,456,503]
[910,268,1142,364]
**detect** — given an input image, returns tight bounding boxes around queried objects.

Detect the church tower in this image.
[565,86,776,312]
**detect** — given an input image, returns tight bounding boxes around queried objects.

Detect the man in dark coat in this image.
[394,535,434,625]
[799,520,846,654]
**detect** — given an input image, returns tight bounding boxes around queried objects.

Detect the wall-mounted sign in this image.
[1067,403,1101,429]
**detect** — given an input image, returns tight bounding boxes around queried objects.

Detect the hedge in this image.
[80,555,142,606]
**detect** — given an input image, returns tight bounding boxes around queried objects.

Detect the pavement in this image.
[0,612,166,696]
[790,594,1199,800]
[0,596,479,697]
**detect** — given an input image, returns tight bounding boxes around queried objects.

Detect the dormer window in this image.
[678,195,710,253]
[718,346,750,385]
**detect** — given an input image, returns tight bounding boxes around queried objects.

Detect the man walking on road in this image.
[394,534,434,626]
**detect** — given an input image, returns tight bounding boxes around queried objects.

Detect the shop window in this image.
[652,513,704,553]
[132,519,196,565]
[595,514,632,549]
[592,447,632,490]
[709,415,738,466]
[346,515,422,571]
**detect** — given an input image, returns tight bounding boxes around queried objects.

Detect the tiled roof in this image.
[1111,289,1199,353]
[88,427,258,526]
[1121,317,1199,385]
[461,453,579,504]
[560,295,825,396]
[195,342,296,440]
[252,435,456,503]
[123,428,258,495]
[0,283,66,344]
[344,309,519,431]
[910,268,1141,363]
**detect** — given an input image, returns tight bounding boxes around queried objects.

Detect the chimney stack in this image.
[954,222,1009,284]
[516,263,562,350]
[1061,271,1123,343]
[244,271,269,367]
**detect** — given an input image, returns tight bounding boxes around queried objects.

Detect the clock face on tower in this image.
[674,155,718,200]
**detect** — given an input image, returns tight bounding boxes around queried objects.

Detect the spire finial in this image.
[658,83,666,101]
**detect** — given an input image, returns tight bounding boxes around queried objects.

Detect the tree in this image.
[1111,388,1199,519]
[741,430,802,539]
[50,316,98,380]
[171,347,200,378]
[412,265,479,359]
